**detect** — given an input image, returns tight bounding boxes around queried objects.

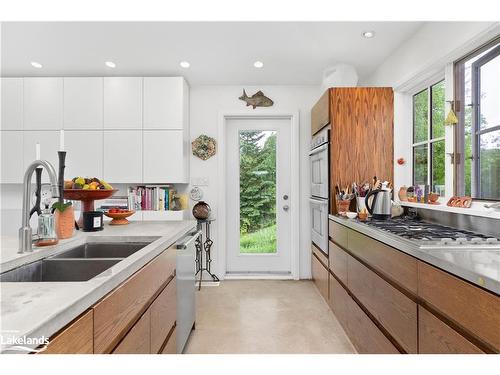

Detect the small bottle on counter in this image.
[35,204,59,247]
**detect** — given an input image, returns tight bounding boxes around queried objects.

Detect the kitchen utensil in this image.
[104,210,135,225]
[82,211,104,232]
[365,189,392,220]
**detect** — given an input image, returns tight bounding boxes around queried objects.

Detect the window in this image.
[412,80,446,196]
[455,39,500,200]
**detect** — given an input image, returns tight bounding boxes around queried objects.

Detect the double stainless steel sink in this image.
[0,241,154,282]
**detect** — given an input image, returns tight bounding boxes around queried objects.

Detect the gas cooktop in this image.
[365,217,499,247]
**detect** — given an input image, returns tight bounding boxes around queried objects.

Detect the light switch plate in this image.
[191,177,209,186]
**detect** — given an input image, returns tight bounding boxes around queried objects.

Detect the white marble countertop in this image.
[329,215,500,295]
[0,220,197,353]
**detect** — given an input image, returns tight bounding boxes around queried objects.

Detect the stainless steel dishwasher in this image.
[175,230,200,353]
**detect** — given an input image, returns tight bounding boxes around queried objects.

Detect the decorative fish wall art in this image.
[239,89,274,109]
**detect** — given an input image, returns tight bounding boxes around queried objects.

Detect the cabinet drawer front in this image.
[329,275,349,331]
[312,252,329,301]
[347,296,399,354]
[41,310,93,354]
[93,248,176,353]
[348,256,417,353]
[113,310,151,354]
[348,230,417,293]
[418,261,500,351]
[311,90,329,135]
[329,241,347,284]
[151,277,177,353]
[161,326,177,354]
[328,220,348,249]
[418,306,484,354]
[312,243,328,266]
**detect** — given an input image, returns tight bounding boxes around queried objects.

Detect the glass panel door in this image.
[239,130,277,254]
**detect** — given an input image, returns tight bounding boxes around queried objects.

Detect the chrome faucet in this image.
[19,160,60,253]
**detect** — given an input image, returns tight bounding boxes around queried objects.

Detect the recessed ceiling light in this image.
[31,61,42,69]
[105,61,116,68]
[253,61,264,68]
[180,61,190,68]
[362,31,376,39]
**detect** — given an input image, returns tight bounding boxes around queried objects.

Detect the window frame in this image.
[411,80,446,192]
[454,37,500,201]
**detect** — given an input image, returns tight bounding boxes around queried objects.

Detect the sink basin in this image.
[0,258,122,282]
[50,242,151,259]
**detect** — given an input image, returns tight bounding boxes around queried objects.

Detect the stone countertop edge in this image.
[328,215,500,295]
[0,220,197,353]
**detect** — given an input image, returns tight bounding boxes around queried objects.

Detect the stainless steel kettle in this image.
[365,189,392,220]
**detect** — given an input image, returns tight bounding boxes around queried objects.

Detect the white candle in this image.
[59,130,65,151]
[35,143,41,159]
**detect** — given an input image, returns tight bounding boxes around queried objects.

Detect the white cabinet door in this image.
[64,77,103,129]
[143,130,186,183]
[1,78,23,130]
[64,131,103,179]
[1,131,24,182]
[103,77,142,129]
[23,131,60,183]
[143,77,187,129]
[24,78,63,130]
[103,130,142,183]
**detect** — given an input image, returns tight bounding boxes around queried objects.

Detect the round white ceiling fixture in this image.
[180,61,190,68]
[253,61,264,68]
[105,61,116,68]
[362,31,375,39]
[31,61,42,68]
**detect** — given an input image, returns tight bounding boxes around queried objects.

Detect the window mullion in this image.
[428,86,432,187]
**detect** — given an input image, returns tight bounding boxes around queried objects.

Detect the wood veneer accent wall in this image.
[329,88,394,213]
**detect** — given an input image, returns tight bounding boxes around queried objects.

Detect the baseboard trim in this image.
[224,273,294,280]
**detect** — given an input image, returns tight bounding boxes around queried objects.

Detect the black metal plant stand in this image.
[195,218,219,290]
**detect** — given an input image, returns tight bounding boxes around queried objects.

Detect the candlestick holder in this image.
[57,151,66,204]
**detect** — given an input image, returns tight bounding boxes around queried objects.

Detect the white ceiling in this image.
[1,22,424,85]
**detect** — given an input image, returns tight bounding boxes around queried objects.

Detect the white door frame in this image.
[217,111,300,280]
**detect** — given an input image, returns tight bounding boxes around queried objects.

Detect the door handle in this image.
[283,205,290,212]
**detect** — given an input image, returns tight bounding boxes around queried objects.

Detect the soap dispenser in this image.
[35,203,59,247]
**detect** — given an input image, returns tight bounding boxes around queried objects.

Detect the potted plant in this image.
[52,201,74,239]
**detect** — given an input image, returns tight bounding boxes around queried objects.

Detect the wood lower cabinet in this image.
[329,273,349,331]
[161,326,177,354]
[418,307,484,354]
[40,246,178,354]
[150,278,177,353]
[93,248,176,353]
[348,256,417,353]
[348,230,417,294]
[346,295,399,354]
[329,241,348,285]
[113,310,151,354]
[41,310,93,354]
[311,250,329,301]
[418,261,500,352]
[328,220,348,249]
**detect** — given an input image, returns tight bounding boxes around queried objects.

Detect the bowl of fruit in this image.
[103,208,135,226]
[63,177,118,226]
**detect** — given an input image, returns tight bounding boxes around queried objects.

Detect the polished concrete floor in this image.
[184,280,356,354]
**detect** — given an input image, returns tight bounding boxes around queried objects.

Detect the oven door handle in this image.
[308,143,328,156]
[309,198,329,206]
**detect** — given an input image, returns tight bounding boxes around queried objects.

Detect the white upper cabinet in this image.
[103,77,143,129]
[1,131,24,182]
[103,130,142,183]
[1,78,23,130]
[143,77,188,129]
[23,78,63,130]
[63,77,103,129]
[143,130,187,183]
[64,131,103,179]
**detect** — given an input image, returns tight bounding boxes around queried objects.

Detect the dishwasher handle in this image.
[176,230,201,249]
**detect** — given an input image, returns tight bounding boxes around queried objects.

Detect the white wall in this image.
[189,85,321,279]
[363,21,500,197]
